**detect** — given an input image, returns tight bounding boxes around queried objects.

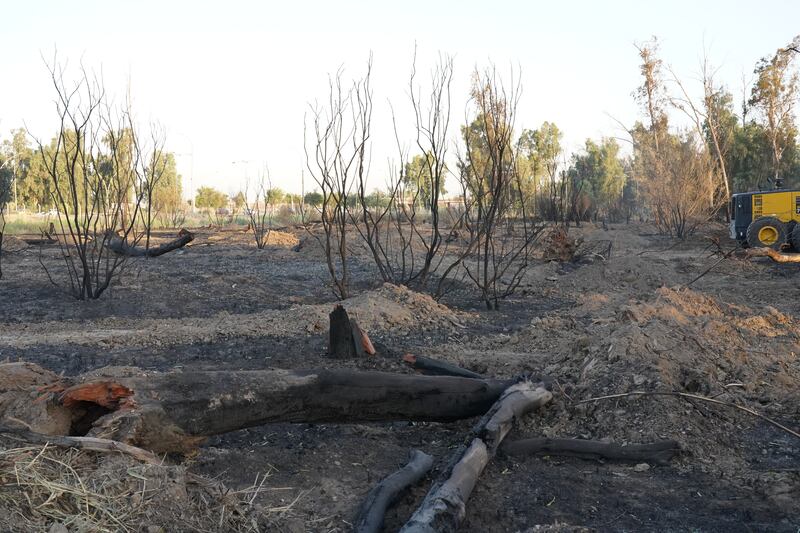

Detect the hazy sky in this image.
[1,0,798,197]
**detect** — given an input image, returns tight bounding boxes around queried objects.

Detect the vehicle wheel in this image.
[790,224,800,251]
[746,217,786,250]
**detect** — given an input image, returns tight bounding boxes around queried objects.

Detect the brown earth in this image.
[0,223,798,532]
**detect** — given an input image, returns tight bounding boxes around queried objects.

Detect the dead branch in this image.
[402,354,483,379]
[0,424,162,465]
[746,247,800,263]
[105,229,194,258]
[501,437,680,465]
[684,244,740,287]
[400,381,552,532]
[354,449,434,533]
[577,391,800,440]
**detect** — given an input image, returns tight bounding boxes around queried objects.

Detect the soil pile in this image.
[0,283,465,349]
[1,236,29,253]
[504,285,799,487]
[264,230,299,247]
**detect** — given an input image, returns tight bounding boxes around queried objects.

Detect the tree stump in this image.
[329,305,375,358]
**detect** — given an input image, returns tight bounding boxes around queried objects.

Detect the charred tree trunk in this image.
[1,363,513,454]
[106,229,194,258]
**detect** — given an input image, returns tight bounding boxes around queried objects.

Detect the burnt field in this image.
[0,222,798,532]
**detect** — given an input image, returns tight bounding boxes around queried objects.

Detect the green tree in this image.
[518,122,562,216]
[152,153,183,218]
[568,138,626,216]
[364,188,390,208]
[403,153,446,209]
[0,161,12,278]
[266,187,285,204]
[0,128,54,210]
[749,44,798,187]
[231,191,246,211]
[304,190,323,206]
[195,186,228,210]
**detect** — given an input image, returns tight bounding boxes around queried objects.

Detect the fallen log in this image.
[746,247,800,263]
[400,381,552,533]
[329,304,376,358]
[105,229,194,258]
[500,438,680,465]
[402,354,484,379]
[0,363,513,453]
[354,449,434,533]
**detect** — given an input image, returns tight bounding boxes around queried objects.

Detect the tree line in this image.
[0,36,797,302]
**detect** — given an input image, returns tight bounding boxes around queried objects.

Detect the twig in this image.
[0,425,164,465]
[636,240,681,256]
[684,244,740,287]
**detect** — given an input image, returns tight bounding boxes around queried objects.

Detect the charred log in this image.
[354,449,434,533]
[501,438,680,465]
[106,229,194,258]
[0,363,513,454]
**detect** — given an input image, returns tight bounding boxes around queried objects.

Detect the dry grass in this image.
[0,441,298,532]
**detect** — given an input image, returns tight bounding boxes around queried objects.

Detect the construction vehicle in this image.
[731,188,800,249]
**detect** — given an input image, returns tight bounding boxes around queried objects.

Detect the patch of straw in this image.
[0,442,289,532]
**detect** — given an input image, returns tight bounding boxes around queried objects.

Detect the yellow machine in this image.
[731,189,800,249]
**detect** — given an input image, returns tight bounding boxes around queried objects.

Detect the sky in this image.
[1,0,798,199]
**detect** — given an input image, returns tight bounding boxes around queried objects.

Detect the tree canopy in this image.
[195,186,228,210]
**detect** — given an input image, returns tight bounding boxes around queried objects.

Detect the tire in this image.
[746,216,787,250]
[790,224,800,251]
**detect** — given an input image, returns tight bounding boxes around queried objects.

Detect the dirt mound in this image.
[0,283,465,349]
[496,285,800,480]
[2,236,29,253]
[341,282,464,329]
[264,230,299,247]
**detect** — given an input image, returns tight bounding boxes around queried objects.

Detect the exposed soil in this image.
[0,223,798,532]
